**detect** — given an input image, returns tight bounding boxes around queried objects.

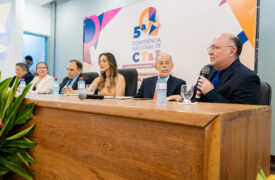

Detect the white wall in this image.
[258,0,275,155]
[0,0,24,79]
[24,1,51,36]
[55,0,144,81]
[0,0,51,79]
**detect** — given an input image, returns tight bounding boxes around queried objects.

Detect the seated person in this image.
[192,33,260,104]
[10,62,34,87]
[134,53,186,101]
[59,59,86,94]
[89,52,126,96]
[29,62,54,94]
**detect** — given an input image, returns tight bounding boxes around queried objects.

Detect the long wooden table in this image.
[18,95,271,180]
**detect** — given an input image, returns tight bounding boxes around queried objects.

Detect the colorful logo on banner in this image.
[133,7,161,38]
[130,7,161,65]
[83,8,121,64]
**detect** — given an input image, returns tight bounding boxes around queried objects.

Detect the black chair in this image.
[81,72,99,85]
[118,69,138,96]
[258,81,272,105]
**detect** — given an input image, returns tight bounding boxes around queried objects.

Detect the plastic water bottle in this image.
[52,77,59,96]
[156,74,167,104]
[19,78,26,94]
[78,77,85,94]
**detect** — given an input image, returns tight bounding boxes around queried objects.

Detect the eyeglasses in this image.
[207,46,235,51]
[37,67,47,70]
[157,61,172,66]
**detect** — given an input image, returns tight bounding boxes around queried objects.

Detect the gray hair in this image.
[16,62,29,71]
[156,53,173,62]
[230,36,242,57]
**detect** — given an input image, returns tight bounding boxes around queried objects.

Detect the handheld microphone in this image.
[78,93,104,100]
[195,65,210,100]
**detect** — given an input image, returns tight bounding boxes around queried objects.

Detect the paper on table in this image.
[115,96,133,100]
[103,96,133,99]
[63,93,78,96]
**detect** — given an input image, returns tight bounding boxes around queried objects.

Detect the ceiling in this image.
[25,0,55,6]
[25,0,71,7]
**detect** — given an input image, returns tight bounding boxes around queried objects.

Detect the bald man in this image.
[193,33,260,104]
[135,53,186,100]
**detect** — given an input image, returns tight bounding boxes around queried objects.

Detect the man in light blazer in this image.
[135,53,186,101]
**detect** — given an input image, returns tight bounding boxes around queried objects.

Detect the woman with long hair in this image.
[29,62,53,94]
[90,52,125,96]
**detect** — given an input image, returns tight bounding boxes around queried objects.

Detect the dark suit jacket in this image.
[193,59,260,104]
[135,75,186,99]
[10,72,34,87]
[59,73,87,93]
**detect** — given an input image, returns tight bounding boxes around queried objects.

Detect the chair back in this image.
[118,69,138,96]
[259,81,272,105]
[81,72,99,85]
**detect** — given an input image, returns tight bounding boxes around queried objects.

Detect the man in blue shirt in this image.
[194,33,260,104]
[59,59,83,94]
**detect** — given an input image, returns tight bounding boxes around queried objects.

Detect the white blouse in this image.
[29,74,54,94]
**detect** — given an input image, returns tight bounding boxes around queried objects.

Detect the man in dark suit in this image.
[10,62,34,87]
[60,59,84,94]
[194,33,260,104]
[135,53,186,101]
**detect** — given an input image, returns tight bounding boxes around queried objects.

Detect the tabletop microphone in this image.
[195,65,210,100]
[78,93,104,100]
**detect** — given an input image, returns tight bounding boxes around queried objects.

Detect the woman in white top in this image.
[29,62,53,94]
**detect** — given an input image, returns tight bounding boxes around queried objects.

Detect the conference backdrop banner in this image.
[83,0,257,85]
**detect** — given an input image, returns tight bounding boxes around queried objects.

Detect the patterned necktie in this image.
[211,71,221,87]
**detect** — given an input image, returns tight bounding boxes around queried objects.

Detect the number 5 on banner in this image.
[133,24,146,38]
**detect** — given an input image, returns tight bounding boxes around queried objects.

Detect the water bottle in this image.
[156,74,167,104]
[19,78,26,94]
[52,77,59,96]
[78,77,85,94]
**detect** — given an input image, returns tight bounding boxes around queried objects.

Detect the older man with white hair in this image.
[135,53,186,100]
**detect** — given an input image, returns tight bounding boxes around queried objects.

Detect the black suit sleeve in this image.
[230,74,260,104]
[59,78,68,94]
[203,89,230,103]
[204,74,260,104]
[9,76,16,87]
[25,76,33,85]
[23,72,34,85]
[134,80,145,98]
